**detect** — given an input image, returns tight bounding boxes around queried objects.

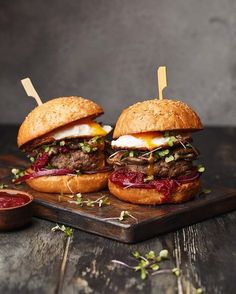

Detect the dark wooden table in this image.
[0,125,236,294]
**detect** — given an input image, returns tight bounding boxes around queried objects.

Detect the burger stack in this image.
[16,96,203,205]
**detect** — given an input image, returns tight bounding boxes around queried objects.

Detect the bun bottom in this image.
[26,171,111,194]
[108,179,201,205]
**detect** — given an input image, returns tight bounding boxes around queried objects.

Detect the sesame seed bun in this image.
[17,96,103,148]
[26,171,111,194]
[113,99,203,138]
[108,178,201,205]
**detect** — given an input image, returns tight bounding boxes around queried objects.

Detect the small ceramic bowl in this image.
[0,189,33,231]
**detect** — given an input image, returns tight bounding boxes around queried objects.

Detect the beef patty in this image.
[50,150,103,171]
[114,160,194,178]
[109,146,199,178]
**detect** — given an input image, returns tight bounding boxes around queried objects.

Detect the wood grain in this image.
[174,212,236,294]
[61,230,177,294]
[0,218,65,294]
[0,125,236,293]
[1,154,236,243]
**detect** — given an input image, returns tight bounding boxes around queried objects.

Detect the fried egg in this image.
[52,119,112,140]
[111,132,182,150]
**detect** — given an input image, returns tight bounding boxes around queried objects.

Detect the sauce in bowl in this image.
[0,189,33,231]
[0,191,29,208]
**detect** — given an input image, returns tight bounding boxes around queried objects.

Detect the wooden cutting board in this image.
[1,155,236,243]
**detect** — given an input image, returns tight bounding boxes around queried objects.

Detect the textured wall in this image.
[0,0,235,126]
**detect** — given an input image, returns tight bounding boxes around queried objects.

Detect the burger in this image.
[15,96,112,193]
[108,99,203,205]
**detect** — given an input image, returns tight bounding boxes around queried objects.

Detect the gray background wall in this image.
[0,0,235,126]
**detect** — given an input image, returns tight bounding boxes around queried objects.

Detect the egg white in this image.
[52,123,112,140]
[111,135,171,150]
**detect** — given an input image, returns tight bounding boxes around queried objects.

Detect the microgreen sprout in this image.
[165,155,175,163]
[0,183,8,189]
[167,136,177,147]
[159,249,169,259]
[119,210,135,221]
[43,145,50,153]
[112,249,180,280]
[142,147,162,158]
[68,194,110,208]
[129,151,138,158]
[103,210,138,223]
[196,288,203,293]
[202,188,211,194]
[79,142,97,153]
[172,267,181,277]
[59,140,65,146]
[145,250,156,260]
[158,149,170,157]
[90,136,102,144]
[197,164,205,173]
[30,157,35,163]
[51,224,73,237]
[132,251,141,259]
[11,168,25,182]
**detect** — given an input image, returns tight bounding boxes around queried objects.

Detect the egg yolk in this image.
[79,119,107,136]
[133,132,163,149]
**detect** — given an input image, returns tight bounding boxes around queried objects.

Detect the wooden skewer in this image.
[21,78,43,105]
[157,66,167,100]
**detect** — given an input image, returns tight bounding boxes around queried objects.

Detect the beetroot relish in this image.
[32,152,50,171]
[0,192,29,208]
[110,169,200,198]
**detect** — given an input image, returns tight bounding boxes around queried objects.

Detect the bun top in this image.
[113,99,203,138]
[17,96,103,147]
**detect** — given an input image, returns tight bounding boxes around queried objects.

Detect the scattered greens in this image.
[104,210,137,223]
[197,164,205,173]
[51,224,73,237]
[11,168,25,182]
[0,183,8,189]
[119,210,136,221]
[59,140,65,146]
[159,249,169,259]
[68,193,110,208]
[42,144,57,155]
[202,188,211,194]
[112,249,181,280]
[30,157,35,163]
[79,142,97,153]
[172,267,181,277]
[158,149,170,157]
[90,136,102,144]
[196,288,203,294]
[165,155,175,163]
[43,145,50,153]
[167,136,177,147]
[129,150,138,158]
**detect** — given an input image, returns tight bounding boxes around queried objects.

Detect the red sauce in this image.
[110,169,180,199]
[110,169,200,202]
[0,191,29,209]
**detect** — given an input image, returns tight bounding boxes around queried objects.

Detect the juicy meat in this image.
[117,160,194,178]
[109,145,199,178]
[50,150,103,171]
